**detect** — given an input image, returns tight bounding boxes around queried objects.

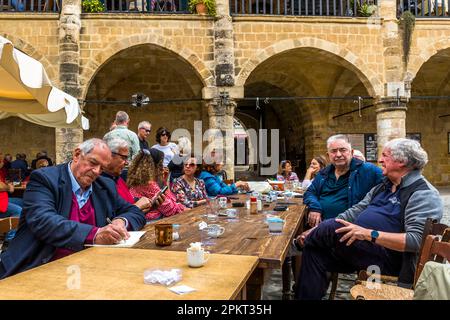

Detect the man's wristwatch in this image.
[370,230,379,243]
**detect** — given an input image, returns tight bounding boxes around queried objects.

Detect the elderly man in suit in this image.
[0,138,146,279]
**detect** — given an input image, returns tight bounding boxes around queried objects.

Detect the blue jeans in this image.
[0,198,23,241]
[295,219,402,300]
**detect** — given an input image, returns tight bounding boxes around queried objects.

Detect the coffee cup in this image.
[206,224,225,238]
[226,208,237,218]
[187,246,210,268]
[155,223,173,246]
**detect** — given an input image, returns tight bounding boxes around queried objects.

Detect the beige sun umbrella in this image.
[0,35,89,129]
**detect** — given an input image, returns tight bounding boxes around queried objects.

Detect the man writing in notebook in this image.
[0,138,146,279]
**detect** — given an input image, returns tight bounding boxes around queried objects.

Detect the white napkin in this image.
[169,285,197,295]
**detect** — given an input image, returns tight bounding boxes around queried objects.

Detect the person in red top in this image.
[127,149,186,221]
[0,152,23,229]
[102,137,164,212]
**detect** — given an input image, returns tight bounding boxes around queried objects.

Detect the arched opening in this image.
[408,47,450,186]
[83,43,207,144]
[240,47,374,178]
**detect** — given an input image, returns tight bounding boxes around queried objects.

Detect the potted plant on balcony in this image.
[82,0,106,13]
[188,0,216,17]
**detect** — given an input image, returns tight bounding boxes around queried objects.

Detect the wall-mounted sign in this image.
[364,133,378,162]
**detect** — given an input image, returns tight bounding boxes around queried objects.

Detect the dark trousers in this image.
[295,219,402,300]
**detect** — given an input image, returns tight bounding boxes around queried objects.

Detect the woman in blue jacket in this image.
[199,161,249,196]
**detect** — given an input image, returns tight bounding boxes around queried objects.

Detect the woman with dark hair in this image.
[301,155,328,189]
[276,160,299,182]
[199,161,249,197]
[127,149,185,221]
[151,127,178,168]
[171,156,208,208]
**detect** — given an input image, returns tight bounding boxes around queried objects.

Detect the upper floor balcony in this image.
[0,0,448,18]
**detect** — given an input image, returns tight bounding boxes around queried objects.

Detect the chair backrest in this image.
[414,231,450,286]
[0,217,20,237]
[417,218,449,256]
[7,168,22,182]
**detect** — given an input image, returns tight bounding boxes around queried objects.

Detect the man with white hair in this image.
[102,137,165,212]
[103,111,140,162]
[353,149,366,162]
[0,138,146,279]
[295,138,443,299]
[304,134,383,227]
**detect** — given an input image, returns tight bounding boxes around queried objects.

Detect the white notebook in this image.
[85,231,146,248]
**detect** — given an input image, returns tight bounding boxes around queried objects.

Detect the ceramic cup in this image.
[206,224,225,238]
[226,208,237,218]
[186,247,210,267]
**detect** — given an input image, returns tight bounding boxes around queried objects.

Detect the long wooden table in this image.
[134,194,307,299]
[0,247,258,300]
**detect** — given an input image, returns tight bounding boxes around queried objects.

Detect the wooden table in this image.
[134,194,307,299]
[0,247,258,300]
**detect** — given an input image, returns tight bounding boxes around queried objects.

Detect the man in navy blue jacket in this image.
[303,134,383,227]
[0,138,146,279]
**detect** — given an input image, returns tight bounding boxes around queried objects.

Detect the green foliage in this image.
[349,0,377,17]
[188,0,216,17]
[358,3,377,17]
[82,0,106,13]
[399,11,416,65]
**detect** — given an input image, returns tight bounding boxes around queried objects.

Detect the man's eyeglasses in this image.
[184,163,196,168]
[328,148,349,154]
[112,152,128,161]
[143,129,151,133]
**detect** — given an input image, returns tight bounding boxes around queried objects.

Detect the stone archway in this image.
[407,37,450,81]
[236,37,382,97]
[79,34,215,101]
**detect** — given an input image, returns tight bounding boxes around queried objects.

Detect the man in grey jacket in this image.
[295,138,443,300]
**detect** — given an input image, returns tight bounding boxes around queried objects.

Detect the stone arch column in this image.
[206,96,237,180]
[376,98,407,159]
[55,0,83,163]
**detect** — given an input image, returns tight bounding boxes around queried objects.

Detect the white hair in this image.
[104,137,128,153]
[353,149,366,162]
[138,121,151,130]
[177,136,191,155]
[79,138,109,155]
[384,138,428,170]
[327,134,351,149]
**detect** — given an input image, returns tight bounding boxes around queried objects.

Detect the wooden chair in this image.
[350,228,450,300]
[7,168,22,183]
[0,217,20,241]
[328,218,449,300]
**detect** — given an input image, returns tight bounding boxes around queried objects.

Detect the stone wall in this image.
[0,9,449,185]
